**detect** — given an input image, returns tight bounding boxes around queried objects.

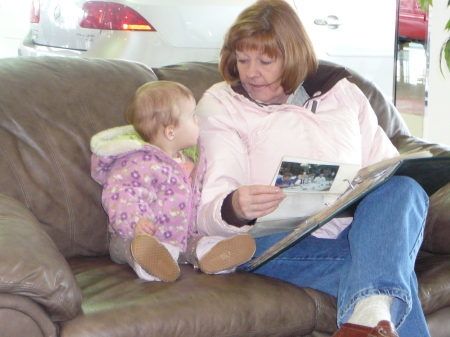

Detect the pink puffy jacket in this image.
[196,69,398,239]
[91,125,205,251]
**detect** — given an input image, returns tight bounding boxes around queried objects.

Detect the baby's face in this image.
[174,96,201,151]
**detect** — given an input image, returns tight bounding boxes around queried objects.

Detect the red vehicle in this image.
[398,0,428,44]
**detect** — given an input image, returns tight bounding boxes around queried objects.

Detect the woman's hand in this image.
[232,185,286,221]
[134,218,156,236]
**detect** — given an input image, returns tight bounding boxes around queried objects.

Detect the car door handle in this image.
[314,15,342,29]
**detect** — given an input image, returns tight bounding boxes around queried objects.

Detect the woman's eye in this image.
[261,60,273,65]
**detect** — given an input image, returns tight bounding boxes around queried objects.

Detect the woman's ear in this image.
[164,125,175,141]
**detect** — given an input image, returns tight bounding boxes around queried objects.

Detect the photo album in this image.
[245,151,450,271]
[248,156,360,238]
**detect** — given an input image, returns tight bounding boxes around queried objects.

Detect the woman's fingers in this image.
[232,185,285,220]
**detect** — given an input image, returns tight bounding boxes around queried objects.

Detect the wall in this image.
[0,0,29,58]
[424,0,450,146]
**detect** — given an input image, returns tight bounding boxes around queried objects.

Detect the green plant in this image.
[420,0,450,73]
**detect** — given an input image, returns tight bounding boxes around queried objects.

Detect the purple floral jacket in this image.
[90,125,206,251]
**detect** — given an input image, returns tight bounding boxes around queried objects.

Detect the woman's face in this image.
[236,49,288,104]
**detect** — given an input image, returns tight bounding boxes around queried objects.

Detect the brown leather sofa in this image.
[0,56,449,337]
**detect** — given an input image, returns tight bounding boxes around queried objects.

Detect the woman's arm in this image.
[230,185,285,221]
[345,80,399,167]
[196,91,284,236]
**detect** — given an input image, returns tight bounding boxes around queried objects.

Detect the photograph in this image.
[274,161,340,192]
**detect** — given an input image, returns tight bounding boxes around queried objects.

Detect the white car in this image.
[19,0,259,67]
[18,0,396,97]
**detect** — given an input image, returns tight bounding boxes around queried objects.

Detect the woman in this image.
[196,0,429,336]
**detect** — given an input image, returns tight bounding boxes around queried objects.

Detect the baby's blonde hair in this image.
[126,81,194,143]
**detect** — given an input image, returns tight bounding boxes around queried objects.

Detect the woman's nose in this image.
[246,61,260,78]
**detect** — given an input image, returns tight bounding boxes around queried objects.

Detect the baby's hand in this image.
[134,218,156,236]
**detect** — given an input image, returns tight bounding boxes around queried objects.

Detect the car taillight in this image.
[79,2,155,31]
[30,0,40,23]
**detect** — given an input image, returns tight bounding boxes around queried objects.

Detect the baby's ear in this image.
[164,125,175,141]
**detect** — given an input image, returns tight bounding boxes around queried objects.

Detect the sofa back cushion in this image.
[152,61,224,103]
[0,57,411,258]
[0,57,157,257]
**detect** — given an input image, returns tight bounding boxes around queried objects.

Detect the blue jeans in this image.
[252,176,430,336]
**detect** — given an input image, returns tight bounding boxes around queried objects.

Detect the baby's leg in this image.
[109,233,134,265]
[109,233,180,282]
[184,234,256,274]
[131,234,180,282]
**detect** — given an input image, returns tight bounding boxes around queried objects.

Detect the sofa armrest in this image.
[422,182,450,254]
[0,193,82,321]
[0,294,59,337]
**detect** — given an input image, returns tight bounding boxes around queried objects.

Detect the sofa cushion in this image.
[61,257,338,337]
[152,62,224,103]
[422,182,450,254]
[416,254,450,314]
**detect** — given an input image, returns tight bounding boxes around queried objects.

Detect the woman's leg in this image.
[337,176,429,335]
[253,176,429,336]
[253,226,350,297]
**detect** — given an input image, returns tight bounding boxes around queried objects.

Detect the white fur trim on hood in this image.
[90,125,146,157]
